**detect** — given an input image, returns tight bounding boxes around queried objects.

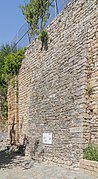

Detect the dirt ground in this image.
[0,149,96,179]
[0,132,96,179]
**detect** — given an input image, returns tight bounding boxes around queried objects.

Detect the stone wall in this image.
[80,159,98,178]
[0,95,2,121]
[8,78,19,145]
[8,0,98,167]
[84,1,98,146]
[0,95,6,121]
[0,95,7,131]
[0,95,2,113]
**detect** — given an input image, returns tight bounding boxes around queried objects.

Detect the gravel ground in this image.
[0,154,96,179]
[0,132,97,179]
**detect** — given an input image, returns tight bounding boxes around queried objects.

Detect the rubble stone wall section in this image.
[8,78,19,145]
[80,159,98,178]
[0,96,2,121]
[84,2,98,146]
[0,96,2,112]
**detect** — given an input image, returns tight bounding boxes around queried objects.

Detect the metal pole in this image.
[55,0,59,17]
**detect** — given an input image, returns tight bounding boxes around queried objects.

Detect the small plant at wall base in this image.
[83,145,98,161]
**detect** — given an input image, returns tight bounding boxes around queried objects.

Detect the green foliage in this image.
[20,0,58,48]
[84,145,98,161]
[0,44,17,87]
[38,29,48,50]
[0,44,26,122]
[38,29,48,41]
[20,0,50,35]
[0,44,14,121]
[0,44,15,96]
[2,48,26,83]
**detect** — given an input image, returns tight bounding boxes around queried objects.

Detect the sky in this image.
[0,0,26,47]
[0,0,71,48]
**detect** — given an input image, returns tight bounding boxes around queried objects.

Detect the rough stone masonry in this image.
[8,0,98,167]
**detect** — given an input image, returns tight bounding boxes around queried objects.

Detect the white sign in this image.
[43,133,52,144]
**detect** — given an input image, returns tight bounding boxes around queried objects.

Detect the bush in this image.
[83,145,98,161]
[0,47,26,122]
[2,48,26,83]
